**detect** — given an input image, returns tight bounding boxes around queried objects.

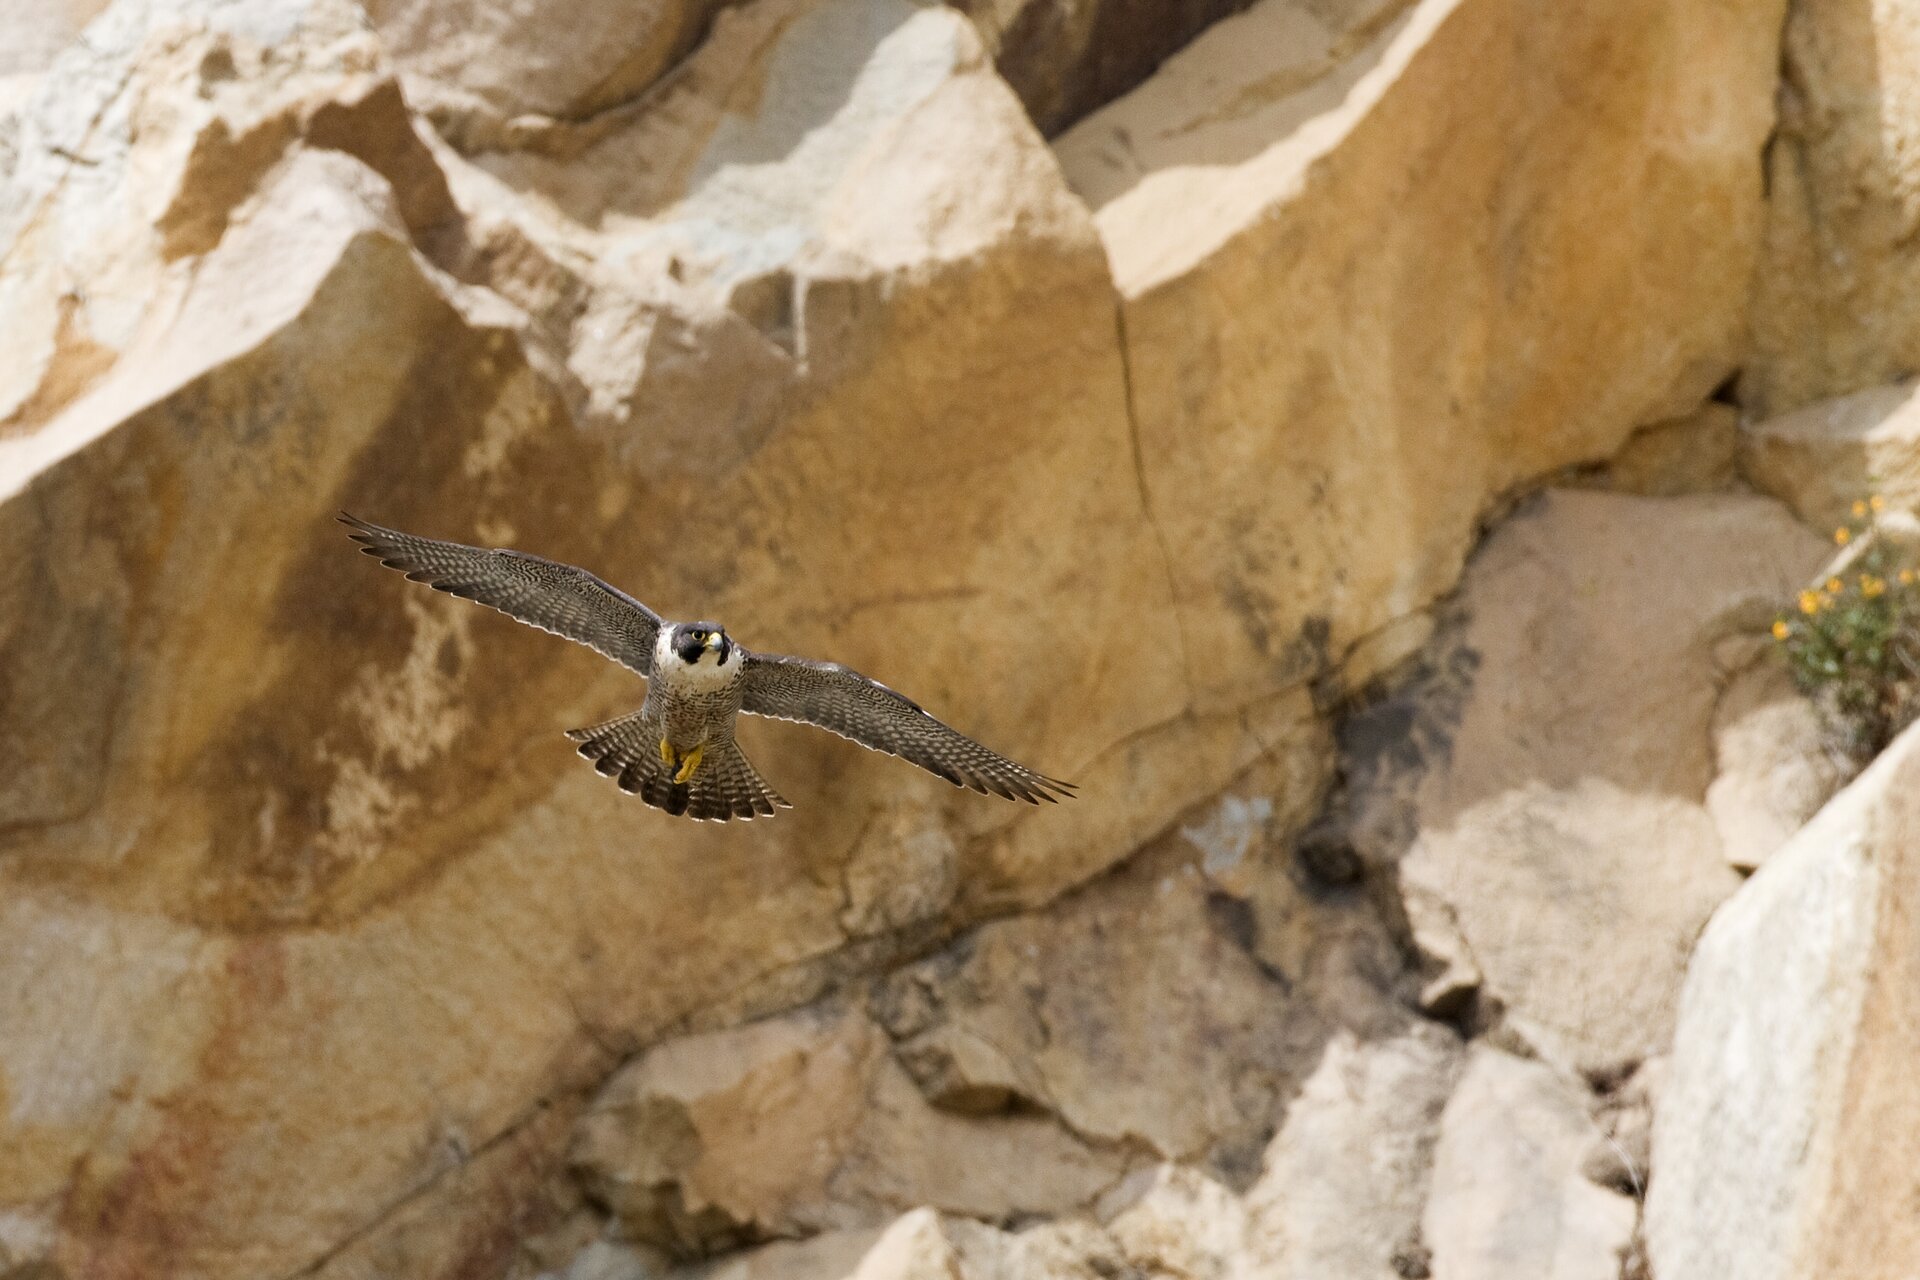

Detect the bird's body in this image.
[648,623,747,757]
[339,514,1074,821]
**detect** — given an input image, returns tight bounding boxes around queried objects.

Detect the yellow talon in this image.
[673,743,705,784]
[659,739,677,767]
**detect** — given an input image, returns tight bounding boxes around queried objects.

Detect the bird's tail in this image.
[565,713,788,821]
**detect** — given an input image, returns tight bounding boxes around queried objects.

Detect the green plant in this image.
[1774,495,1920,756]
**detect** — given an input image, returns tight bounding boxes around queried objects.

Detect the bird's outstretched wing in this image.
[339,514,663,677]
[739,652,1075,804]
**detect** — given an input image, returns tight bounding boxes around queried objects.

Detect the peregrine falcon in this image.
[339,514,1075,821]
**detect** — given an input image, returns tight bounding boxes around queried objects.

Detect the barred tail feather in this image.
[565,714,786,822]
[686,737,789,822]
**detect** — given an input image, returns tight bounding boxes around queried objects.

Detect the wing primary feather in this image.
[338,512,663,678]
[739,650,1076,804]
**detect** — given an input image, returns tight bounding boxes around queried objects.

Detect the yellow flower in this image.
[1836,526,1853,545]
[1865,577,1887,598]
[1800,591,1820,614]
[1872,494,1888,512]
[1853,500,1869,518]
[1827,577,1844,594]
[1902,569,1915,586]
[1773,619,1791,640]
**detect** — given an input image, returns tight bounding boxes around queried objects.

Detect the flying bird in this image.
[339,514,1075,821]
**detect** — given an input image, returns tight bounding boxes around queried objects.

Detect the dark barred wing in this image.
[339,514,663,677]
[739,652,1075,804]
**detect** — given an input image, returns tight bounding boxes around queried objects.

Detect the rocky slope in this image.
[2,0,1916,1276]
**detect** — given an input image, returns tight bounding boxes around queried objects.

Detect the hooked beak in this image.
[704,632,724,653]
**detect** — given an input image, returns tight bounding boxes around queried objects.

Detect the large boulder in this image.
[0,0,1198,1275]
[952,0,1410,137]
[1648,720,1920,1280]
[1739,379,1920,530]
[1054,0,1786,717]
[1341,491,1827,1077]
[361,0,740,139]
[1744,0,1920,415]
[1422,1047,1636,1280]
[570,1003,1122,1255]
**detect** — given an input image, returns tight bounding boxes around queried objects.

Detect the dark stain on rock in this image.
[1337,607,1482,867]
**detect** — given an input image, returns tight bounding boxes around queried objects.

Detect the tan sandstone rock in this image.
[0,0,1199,1274]
[1648,720,1920,1280]
[1572,402,1740,499]
[1344,491,1827,1077]
[1745,0,1920,415]
[872,817,1372,1172]
[1056,0,1786,716]
[1739,379,1920,530]
[571,1004,1122,1255]
[362,0,739,139]
[0,0,1804,1273]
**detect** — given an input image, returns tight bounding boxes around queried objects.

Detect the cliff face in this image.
[0,0,1911,1276]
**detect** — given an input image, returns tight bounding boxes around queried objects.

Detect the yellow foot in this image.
[672,743,705,785]
[659,738,678,767]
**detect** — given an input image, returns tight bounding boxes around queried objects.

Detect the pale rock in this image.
[1745,0,1920,414]
[855,1212,1125,1280]
[955,0,1410,137]
[362,0,738,137]
[0,0,457,432]
[1580,1057,1662,1200]
[2,0,110,77]
[551,1239,663,1280]
[874,833,1361,1170]
[1423,1047,1635,1280]
[0,0,1227,1272]
[660,1210,1123,1280]
[1344,491,1827,1077]
[1705,657,1849,872]
[1245,1023,1464,1278]
[571,1004,1121,1255]
[1056,0,1786,715]
[1648,721,1920,1280]
[1102,1164,1249,1280]
[1739,379,1920,530]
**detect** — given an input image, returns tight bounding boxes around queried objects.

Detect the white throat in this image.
[654,630,743,692]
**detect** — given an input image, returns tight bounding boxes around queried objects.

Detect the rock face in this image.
[1746,0,1920,415]
[571,1003,1123,1255]
[1055,0,1785,717]
[0,0,1855,1274]
[1705,657,1851,873]
[1740,379,1920,529]
[1343,490,1826,1076]
[1649,721,1920,1280]
[1423,1047,1636,1280]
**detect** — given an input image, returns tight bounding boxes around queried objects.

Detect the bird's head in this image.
[673,622,733,667]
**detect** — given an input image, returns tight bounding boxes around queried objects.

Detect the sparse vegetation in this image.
[1774,495,1920,756]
